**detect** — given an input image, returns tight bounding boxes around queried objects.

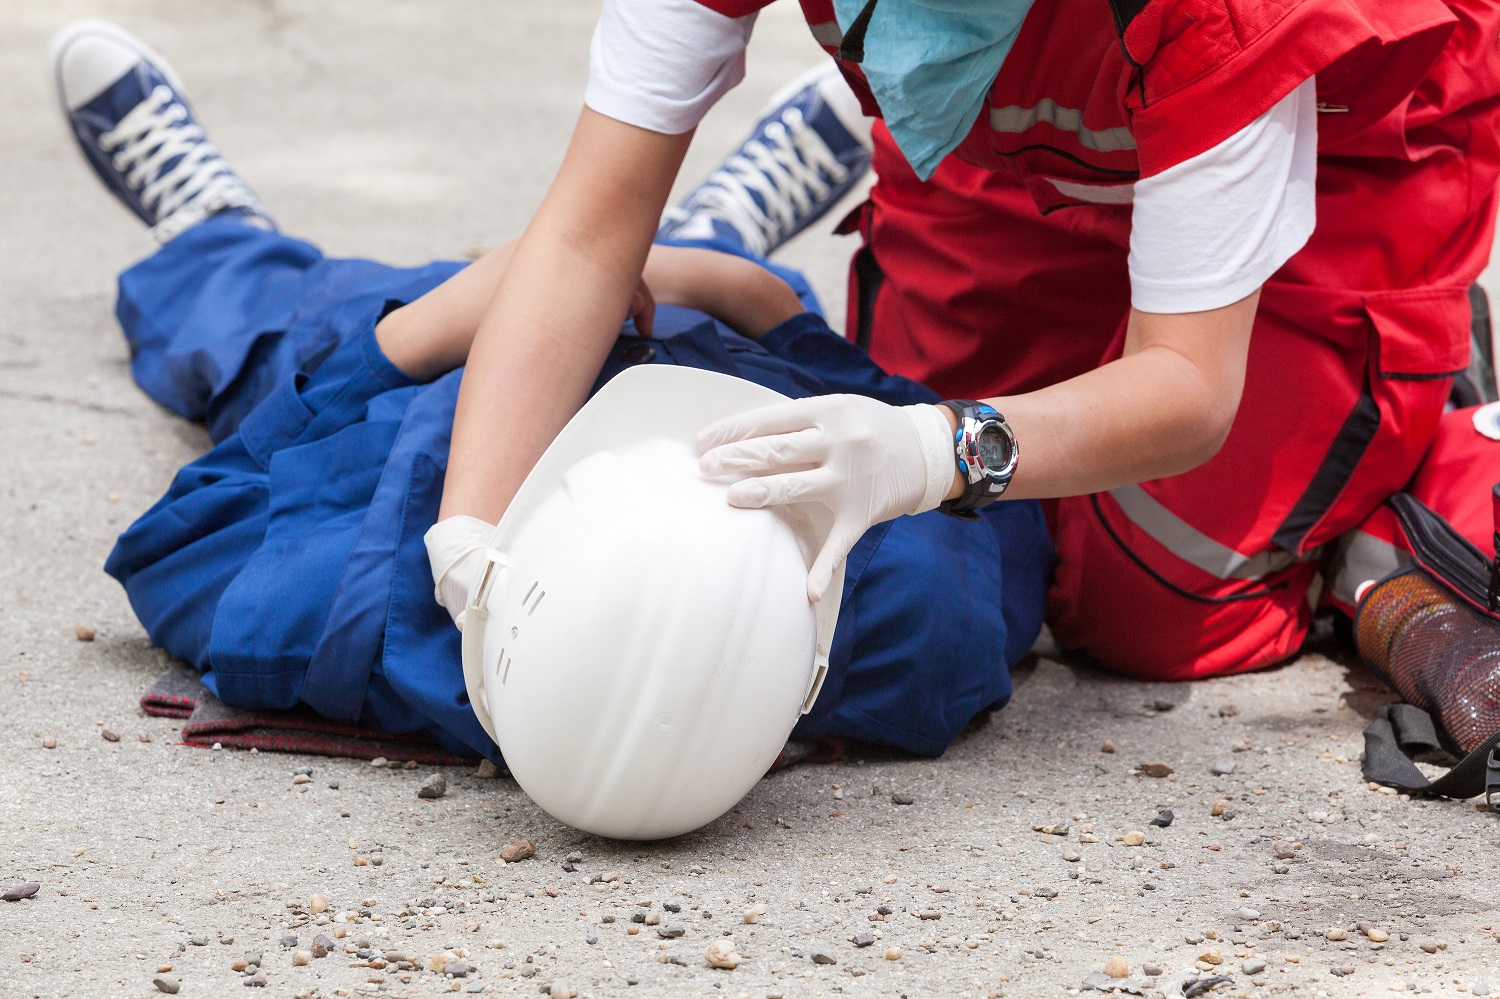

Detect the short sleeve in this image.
[585,0,758,135]
[1128,77,1318,315]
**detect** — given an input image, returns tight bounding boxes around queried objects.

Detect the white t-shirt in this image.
[583,0,1317,316]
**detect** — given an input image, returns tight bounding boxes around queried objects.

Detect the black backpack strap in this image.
[1108,0,1150,35]
[1362,703,1500,806]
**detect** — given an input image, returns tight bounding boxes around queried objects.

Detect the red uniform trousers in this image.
[849,60,1500,681]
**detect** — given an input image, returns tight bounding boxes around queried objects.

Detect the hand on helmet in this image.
[424,515,497,631]
[696,395,955,602]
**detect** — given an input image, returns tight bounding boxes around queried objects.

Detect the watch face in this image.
[976,425,1010,470]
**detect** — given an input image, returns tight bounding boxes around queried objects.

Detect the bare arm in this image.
[415,108,691,524]
[944,294,1259,501]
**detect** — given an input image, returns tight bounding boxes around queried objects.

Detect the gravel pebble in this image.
[851,933,876,948]
[1242,958,1267,975]
[2,882,40,902]
[1474,980,1490,997]
[811,949,837,965]
[417,774,447,799]
[152,975,180,994]
[1122,831,1145,847]
[1325,927,1348,941]
[476,759,502,778]
[41,738,56,750]
[75,625,96,641]
[658,925,686,939]
[1142,962,1163,976]
[1139,761,1174,778]
[101,728,120,742]
[891,793,914,806]
[291,951,310,966]
[704,939,742,969]
[1103,957,1129,978]
[310,934,334,958]
[885,947,903,961]
[1211,759,1236,776]
[499,840,535,863]
[1150,810,1174,827]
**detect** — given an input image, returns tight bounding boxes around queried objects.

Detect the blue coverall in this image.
[104,219,1055,760]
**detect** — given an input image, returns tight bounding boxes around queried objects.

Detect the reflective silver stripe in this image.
[1046,177,1135,205]
[1326,531,1412,608]
[990,99,1137,152]
[808,20,844,47]
[1108,485,1303,581]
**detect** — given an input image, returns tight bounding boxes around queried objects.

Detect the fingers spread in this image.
[699,427,825,477]
[695,397,831,450]
[725,469,835,509]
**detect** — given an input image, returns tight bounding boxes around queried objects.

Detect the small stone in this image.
[1100,741,1116,753]
[417,774,447,799]
[885,947,903,961]
[658,925,686,939]
[220,936,234,945]
[292,774,312,785]
[1218,703,1240,717]
[473,758,502,779]
[811,949,837,965]
[138,732,152,743]
[1418,939,1443,954]
[1365,927,1389,942]
[851,934,876,948]
[1243,958,1267,975]
[1211,760,1236,776]
[189,936,208,947]
[743,906,765,924]
[1238,907,1261,921]
[585,933,598,945]
[549,980,571,999]
[1199,948,1223,965]
[1032,822,1070,836]
[1150,810,1174,827]
[280,935,297,949]
[244,975,267,987]
[446,961,471,978]
[403,759,418,770]
[153,976,180,994]
[291,951,310,966]
[1142,962,1163,976]
[1272,863,1290,874]
[75,625,96,642]
[499,840,535,863]
[309,894,329,914]
[2,882,40,902]
[1211,800,1232,816]
[1273,841,1298,859]
[1122,831,1146,847]
[705,939,743,969]
[1325,927,1348,941]
[101,729,119,742]
[1139,761,1174,778]
[1330,965,1355,977]
[311,934,334,958]
[891,793,914,806]
[1104,957,1130,978]
[1473,980,1490,997]
[370,756,388,767]
[565,851,583,863]
[1062,848,1081,863]
[41,737,56,750]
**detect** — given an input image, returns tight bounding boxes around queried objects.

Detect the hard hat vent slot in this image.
[500,650,511,686]
[522,580,545,616]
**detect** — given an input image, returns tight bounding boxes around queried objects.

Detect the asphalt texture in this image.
[4,3,1500,999]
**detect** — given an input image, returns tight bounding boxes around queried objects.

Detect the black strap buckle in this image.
[1486,747,1500,813]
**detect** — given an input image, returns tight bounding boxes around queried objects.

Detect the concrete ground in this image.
[3,3,1500,998]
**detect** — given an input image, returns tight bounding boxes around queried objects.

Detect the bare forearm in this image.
[440,110,691,523]
[944,296,1258,501]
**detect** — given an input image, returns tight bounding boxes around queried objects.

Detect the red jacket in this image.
[695,0,1457,211]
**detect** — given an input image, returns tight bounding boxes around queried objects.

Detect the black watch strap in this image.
[937,400,1018,521]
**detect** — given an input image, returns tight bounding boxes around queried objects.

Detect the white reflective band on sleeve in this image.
[1047,178,1135,204]
[808,20,844,47]
[1108,484,1305,581]
[990,99,1137,152]
[1326,531,1412,608]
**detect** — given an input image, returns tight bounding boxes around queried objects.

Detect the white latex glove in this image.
[696,395,955,602]
[424,515,496,631]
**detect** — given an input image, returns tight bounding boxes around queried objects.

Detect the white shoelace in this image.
[98,85,264,241]
[676,106,850,257]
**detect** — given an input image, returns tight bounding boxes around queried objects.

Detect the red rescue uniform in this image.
[702,0,1500,680]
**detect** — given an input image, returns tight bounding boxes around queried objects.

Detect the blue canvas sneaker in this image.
[51,20,274,243]
[658,62,872,258]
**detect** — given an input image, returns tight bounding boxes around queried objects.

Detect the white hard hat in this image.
[461,364,844,840]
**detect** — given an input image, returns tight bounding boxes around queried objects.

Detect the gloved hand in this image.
[696,395,955,601]
[424,515,497,631]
